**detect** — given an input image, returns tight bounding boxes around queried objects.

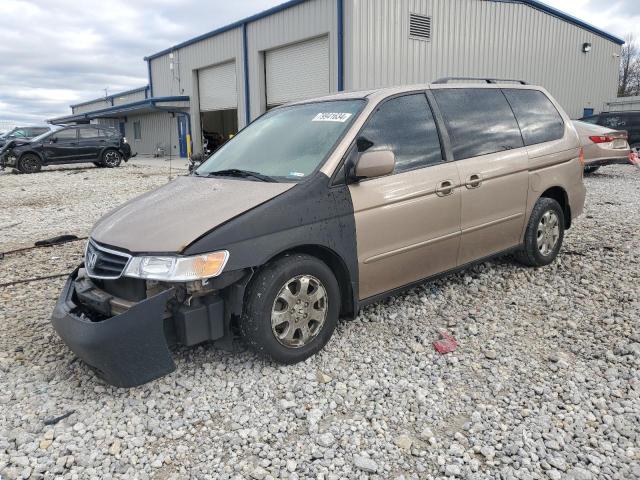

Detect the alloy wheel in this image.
[537,210,560,256]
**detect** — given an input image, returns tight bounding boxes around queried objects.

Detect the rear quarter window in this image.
[502,89,565,145]
[432,88,523,160]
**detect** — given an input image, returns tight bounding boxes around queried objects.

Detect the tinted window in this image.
[358,93,443,173]
[55,129,77,140]
[29,128,49,136]
[503,89,564,145]
[79,128,100,139]
[433,88,523,160]
[9,129,28,138]
[600,114,630,129]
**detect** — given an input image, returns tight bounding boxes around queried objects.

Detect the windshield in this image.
[196,99,365,181]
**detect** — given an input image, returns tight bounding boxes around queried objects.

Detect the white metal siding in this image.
[72,99,110,114]
[247,0,338,119]
[198,61,238,111]
[124,112,177,156]
[113,89,147,106]
[606,96,640,112]
[265,36,330,106]
[149,27,245,152]
[345,0,621,118]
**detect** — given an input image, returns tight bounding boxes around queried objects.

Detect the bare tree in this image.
[619,34,640,97]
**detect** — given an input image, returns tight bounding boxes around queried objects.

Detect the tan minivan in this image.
[52,79,586,387]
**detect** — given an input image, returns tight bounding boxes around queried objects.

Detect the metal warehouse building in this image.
[50,0,624,158]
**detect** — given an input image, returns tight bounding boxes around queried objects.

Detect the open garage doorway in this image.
[200,109,238,153]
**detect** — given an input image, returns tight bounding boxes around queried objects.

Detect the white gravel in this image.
[1,163,639,479]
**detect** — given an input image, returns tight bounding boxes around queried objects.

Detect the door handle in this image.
[465,173,483,189]
[435,179,454,197]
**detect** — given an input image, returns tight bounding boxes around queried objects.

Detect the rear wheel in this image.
[515,197,565,267]
[102,150,122,168]
[240,254,340,364]
[17,154,41,174]
[584,166,600,175]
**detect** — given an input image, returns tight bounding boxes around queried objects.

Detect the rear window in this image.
[79,128,100,139]
[503,89,565,145]
[432,88,523,160]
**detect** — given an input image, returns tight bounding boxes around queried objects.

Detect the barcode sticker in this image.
[312,113,353,123]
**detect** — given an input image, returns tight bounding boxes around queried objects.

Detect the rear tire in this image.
[239,254,340,364]
[101,150,122,168]
[584,166,600,175]
[515,197,565,267]
[17,154,42,174]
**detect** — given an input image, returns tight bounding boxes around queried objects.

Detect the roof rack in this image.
[432,77,528,85]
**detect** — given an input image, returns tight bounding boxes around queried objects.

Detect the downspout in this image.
[147,59,154,98]
[242,23,251,126]
[337,0,344,91]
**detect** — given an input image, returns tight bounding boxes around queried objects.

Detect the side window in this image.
[55,129,78,140]
[133,121,142,140]
[432,88,524,160]
[357,93,443,173]
[502,89,565,145]
[31,128,49,136]
[79,128,100,139]
[10,129,27,138]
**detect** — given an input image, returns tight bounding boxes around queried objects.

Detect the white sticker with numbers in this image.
[312,112,353,123]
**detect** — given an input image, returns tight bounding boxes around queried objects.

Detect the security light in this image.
[582,42,592,53]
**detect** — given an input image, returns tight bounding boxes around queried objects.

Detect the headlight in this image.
[123,251,229,281]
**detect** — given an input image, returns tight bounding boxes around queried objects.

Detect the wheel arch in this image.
[100,146,119,159]
[18,149,45,164]
[539,186,571,229]
[267,244,356,319]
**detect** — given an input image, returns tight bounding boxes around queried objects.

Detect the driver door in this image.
[348,93,461,300]
[43,128,79,162]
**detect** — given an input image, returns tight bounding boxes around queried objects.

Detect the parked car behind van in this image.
[0,125,52,148]
[0,125,132,173]
[573,120,631,174]
[580,111,640,149]
[51,79,586,387]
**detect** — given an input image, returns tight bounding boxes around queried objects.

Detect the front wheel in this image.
[102,150,122,168]
[17,154,42,174]
[515,197,565,267]
[240,254,340,364]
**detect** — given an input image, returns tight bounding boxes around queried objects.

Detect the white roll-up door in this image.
[265,36,330,107]
[198,61,238,111]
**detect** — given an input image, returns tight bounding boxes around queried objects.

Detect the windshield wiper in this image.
[206,169,277,182]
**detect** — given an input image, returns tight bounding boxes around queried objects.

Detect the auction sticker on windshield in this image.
[312,112,353,122]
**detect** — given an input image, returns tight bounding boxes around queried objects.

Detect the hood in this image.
[91,175,294,253]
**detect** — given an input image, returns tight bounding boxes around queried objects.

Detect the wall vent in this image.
[409,13,432,41]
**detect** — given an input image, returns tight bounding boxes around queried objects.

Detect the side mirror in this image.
[353,150,395,181]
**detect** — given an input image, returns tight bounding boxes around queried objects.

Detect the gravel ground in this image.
[0,164,639,480]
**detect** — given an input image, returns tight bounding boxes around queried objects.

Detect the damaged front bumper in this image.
[51,267,177,387]
[51,266,235,388]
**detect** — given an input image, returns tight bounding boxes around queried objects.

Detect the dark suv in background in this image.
[0,125,52,148]
[580,111,640,149]
[0,125,132,173]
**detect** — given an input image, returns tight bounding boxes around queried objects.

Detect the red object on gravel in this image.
[433,331,458,354]
[629,150,639,167]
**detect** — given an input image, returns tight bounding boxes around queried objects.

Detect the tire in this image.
[240,253,340,364]
[17,153,42,174]
[101,150,122,168]
[515,197,565,267]
[584,166,600,175]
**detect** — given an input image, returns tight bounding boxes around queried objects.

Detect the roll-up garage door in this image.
[198,61,237,111]
[265,36,330,107]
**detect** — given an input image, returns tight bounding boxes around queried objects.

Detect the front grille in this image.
[85,240,131,279]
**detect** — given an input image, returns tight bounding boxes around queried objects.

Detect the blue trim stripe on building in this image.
[243,23,251,126]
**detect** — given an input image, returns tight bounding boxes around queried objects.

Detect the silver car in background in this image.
[573,120,631,174]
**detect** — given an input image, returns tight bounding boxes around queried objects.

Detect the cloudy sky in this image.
[0,0,638,126]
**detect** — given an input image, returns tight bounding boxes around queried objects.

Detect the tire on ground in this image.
[101,149,122,168]
[239,253,340,364]
[17,153,42,174]
[515,197,565,267]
